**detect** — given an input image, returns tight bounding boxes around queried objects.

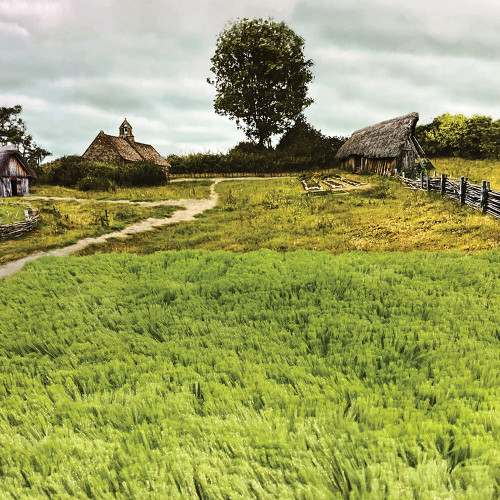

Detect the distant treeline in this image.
[416,114,500,159]
[38,156,167,190]
[168,120,345,176]
[37,114,499,189]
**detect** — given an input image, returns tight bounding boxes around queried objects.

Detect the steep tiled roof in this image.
[107,136,143,162]
[133,142,170,167]
[83,129,170,168]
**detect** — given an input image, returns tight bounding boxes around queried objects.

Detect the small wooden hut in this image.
[336,112,429,175]
[0,145,37,197]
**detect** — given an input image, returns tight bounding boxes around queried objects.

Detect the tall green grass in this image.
[0,201,29,224]
[0,250,498,497]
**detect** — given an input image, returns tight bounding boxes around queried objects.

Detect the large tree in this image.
[0,105,51,167]
[208,18,314,148]
[416,113,500,159]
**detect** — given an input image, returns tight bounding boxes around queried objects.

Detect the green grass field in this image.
[1,159,500,498]
[78,176,500,258]
[0,201,30,224]
[0,250,498,498]
[432,158,500,190]
[30,180,212,201]
[0,199,180,265]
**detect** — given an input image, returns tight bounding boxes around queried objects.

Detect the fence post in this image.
[460,176,466,206]
[426,171,430,192]
[440,173,446,195]
[420,170,424,190]
[481,180,489,213]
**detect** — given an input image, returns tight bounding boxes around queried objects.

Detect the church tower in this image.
[119,118,134,144]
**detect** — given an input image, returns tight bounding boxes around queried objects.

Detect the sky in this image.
[1,0,499,159]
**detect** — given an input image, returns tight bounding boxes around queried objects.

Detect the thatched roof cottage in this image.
[83,119,170,172]
[0,145,36,197]
[336,112,427,175]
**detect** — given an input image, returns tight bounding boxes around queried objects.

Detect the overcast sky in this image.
[1,0,499,159]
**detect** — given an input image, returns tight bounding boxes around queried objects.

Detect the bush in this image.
[76,176,116,191]
[39,157,168,190]
[167,148,343,176]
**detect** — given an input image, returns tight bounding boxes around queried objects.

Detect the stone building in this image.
[83,119,170,171]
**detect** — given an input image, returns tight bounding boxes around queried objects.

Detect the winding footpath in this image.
[0,181,222,280]
[0,178,371,280]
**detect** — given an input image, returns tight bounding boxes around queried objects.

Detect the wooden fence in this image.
[169,170,332,179]
[0,209,40,238]
[402,172,500,219]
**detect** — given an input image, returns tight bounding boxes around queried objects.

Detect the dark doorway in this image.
[10,179,17,196]
[354,156,362,171]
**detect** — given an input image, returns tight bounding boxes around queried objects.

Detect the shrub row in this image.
[38,156,168,190]
[167,151,340,176]
[168,121,346,176]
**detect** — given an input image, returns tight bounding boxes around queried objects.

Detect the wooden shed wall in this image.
[8,158,29,177]
[0,178,30,197]
[342,156,398,176]
[0,158,31,197]
[399,144,416,173]
[0,178,10,197]
[20,178,29,196]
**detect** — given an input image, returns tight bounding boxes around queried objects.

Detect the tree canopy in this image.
[208,18,314,148]
[416,113,500,159]
[0,105,51,167]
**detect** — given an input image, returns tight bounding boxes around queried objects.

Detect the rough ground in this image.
[0,179,371,279]
[0,181,221,279]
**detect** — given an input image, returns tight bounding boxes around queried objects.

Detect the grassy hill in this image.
[0,250,498,498]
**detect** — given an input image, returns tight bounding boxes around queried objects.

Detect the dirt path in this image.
[28,196,204,207]
[330,183,372,192]
[0,178,372,280]
[0,181,221,280]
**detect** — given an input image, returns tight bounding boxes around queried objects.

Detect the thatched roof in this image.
[0,145,37,178]
[133,142,170,167]
[336,113,419,159]
[83,129,170,168]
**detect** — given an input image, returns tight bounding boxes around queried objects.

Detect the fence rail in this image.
[402,173,500,219]
[0,210,40,238]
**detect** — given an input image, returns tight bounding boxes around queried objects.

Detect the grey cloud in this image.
[0,0,498,157]
[294,0,500,61]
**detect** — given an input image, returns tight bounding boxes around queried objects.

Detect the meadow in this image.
[0,250,498,498]
[431,158,500,189]
[1,160,499,498]
[0,199,179,265]
[30,180,212,202]
[0,201,29,224]
[78,176,500,258]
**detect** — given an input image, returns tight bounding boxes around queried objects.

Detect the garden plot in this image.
[323,175,367,190]
[301,178,324,192]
